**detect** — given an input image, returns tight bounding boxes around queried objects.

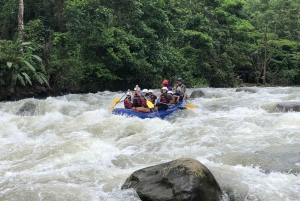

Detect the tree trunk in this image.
[18,0,24,53]
[263,25,267,85]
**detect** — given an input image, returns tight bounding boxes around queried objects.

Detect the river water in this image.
[0,87,299,201]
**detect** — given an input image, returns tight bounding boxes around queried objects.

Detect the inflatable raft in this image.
[112,102,186,119]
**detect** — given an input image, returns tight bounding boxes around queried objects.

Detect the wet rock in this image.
[276,102,300,112]
[16,101,37,116]
[121,158,222,201]
[35,86,47,93]
[235,87,258,93]
[190,90,205,98]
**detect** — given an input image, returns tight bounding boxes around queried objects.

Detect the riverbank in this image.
[0,84,102,102]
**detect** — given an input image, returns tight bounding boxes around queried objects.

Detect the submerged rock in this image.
[276,102,300,112]
[235,87,258,93]
[121,158,222,201]
[190,90,205,98]
[16,101,37,116]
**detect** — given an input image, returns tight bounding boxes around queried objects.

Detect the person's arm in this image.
[183,85,187,100]
[135,85,141,97]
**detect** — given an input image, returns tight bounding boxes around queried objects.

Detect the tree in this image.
[244,0,300,85]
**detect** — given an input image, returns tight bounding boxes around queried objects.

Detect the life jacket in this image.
[159,93,170,103]
[175,84,184,93]
[175,84,185,101]
[133,95,143,107]
[150,94,157,104]
[124,98,132,109]
[141,97,148,108]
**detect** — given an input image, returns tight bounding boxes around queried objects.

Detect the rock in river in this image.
[121,158,222,201]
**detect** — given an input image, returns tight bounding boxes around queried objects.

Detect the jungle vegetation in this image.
[1,0,300,91]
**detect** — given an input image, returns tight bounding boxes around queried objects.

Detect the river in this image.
[0,87,299,201]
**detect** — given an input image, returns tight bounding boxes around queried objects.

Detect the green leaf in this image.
[37,72,49,87]
[34,73,44,85]
[22,72,32,85]
[23,60,36,72]
[17,74,25,86]
[31,55,42,62]
[21,42,32,46]
[7,62,13,68]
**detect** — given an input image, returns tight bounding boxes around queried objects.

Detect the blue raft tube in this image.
[112,101,186,119]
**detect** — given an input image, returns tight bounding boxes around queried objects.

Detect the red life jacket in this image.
[124,98,132,109]
[160,93,169,103]
[141,97,148,108]
[133,95,142,107]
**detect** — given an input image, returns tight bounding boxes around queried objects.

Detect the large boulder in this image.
[190,90,205,98]
[276,102,300,112]
[16,101,37,116]
[121,158,222,201]
[235,87,258,93]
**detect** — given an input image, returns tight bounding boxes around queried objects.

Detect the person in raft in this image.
[132,86,174,112]
[162,79,173,91]
[141,89,150,100]
[132,85,143,109]
[148,89,157,104]
[173,77,187,102]
[123,90,133,109]
[155,87,174,110]
[132,85,155,112]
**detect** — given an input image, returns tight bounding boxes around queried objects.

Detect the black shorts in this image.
[156,104,168,111]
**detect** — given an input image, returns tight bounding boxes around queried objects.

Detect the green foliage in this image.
[1,0,300,92]
[0,40,49,87]
[244,0,300,85]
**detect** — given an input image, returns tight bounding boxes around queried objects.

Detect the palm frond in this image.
[36,72,49,87]
[17,74,25,86]
[31,55,42,62]
[22,72,32,85]
[23,60,36,72]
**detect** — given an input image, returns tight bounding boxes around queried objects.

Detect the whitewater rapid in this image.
[0,87,299,201]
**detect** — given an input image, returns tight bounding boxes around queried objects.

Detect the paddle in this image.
[142,94,154,108]
[175,91,196,109]
[113,98,121,104]
[109,92,126,110]
[135,85,154,108]
[184,100,196,109]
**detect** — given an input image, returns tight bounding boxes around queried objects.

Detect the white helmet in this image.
[148,89,154,93]
[167,91,173,94]
[126,92,132,96]
[161,87,168,90]
[142,89,148,93]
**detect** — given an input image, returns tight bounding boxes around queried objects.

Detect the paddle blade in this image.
[109,105,115,110]
[113,98,120,104]
[185,103,196,109]
[146,100,154,108]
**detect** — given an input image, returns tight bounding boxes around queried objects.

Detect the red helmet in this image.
[162,80,169,85]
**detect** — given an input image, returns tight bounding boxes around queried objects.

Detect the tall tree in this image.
[18,0,24,53]
[245,0,300,85]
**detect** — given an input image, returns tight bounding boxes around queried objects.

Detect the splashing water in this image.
[0,88,299,201]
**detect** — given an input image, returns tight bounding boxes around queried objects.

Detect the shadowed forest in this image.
[1,0,300,93]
